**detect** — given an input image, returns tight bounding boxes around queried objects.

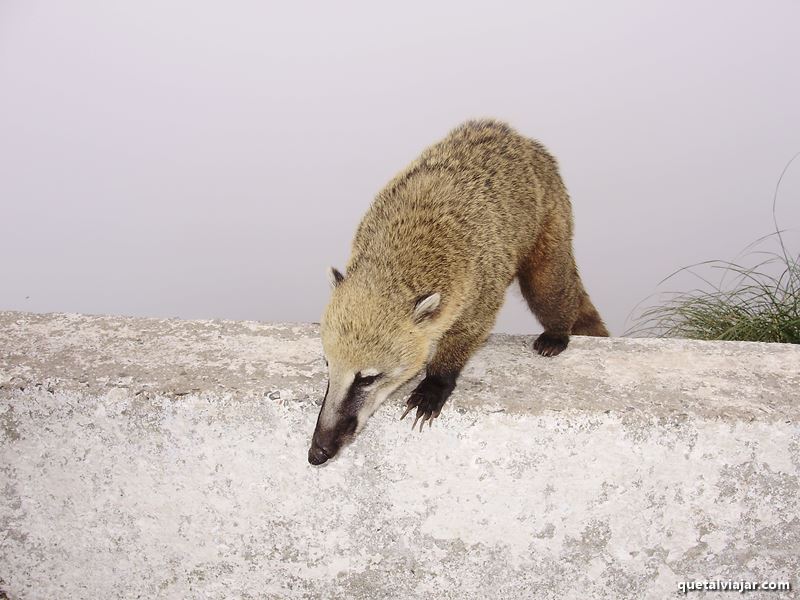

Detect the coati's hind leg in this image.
[401,301,500,430]
[519,213,608,357]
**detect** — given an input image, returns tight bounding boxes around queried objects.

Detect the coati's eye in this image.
[354,372,381,387]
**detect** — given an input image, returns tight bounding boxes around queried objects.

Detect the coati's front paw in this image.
[400,373,456,432]
[533,332,569,357]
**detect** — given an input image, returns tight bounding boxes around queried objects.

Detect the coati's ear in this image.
[413,293,441,323]
[327,266,345,289]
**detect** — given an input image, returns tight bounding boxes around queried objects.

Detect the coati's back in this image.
[346,119,569,301]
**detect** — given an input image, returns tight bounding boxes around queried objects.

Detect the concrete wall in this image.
[1,311,798,599]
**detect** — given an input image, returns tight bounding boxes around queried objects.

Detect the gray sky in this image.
[1,0,798,334]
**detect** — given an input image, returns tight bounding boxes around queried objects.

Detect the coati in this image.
[308,119,608,465]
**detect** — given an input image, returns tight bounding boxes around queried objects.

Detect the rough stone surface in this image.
[1,311,798,599]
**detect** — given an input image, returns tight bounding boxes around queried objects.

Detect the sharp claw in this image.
[412,412,422,430]
[400,404,415,420]
[419,413,430,432]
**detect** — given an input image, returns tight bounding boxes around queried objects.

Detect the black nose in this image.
[308,442,331,465]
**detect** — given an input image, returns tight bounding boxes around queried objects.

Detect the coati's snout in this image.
[307,439,330,465]
[308,415,356,465]
[307,378,354,465]
[307,367,398,465]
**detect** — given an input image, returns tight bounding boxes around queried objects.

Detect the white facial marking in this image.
[319,369,355,429]
[321,365,410,435]
[355,382,401,432]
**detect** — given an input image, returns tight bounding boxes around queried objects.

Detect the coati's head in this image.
[308,266,442,465]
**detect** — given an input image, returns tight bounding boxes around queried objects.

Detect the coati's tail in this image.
[571,290,609,337]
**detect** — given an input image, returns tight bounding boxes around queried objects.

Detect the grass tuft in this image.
[627,153,799,344]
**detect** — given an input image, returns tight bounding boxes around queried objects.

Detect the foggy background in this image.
[1,1,798,335]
